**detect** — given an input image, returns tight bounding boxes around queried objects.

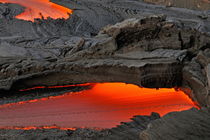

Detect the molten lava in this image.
[0,83,199,129]
[0,125,77,131]
[19,83,94,92]
[0,0,72,21]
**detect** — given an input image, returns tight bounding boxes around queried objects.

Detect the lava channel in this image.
[0,83,199,129]
[0,0,72,21]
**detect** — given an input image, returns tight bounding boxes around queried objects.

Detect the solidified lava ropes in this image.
[0,0,72,21]
[0,83,199,129]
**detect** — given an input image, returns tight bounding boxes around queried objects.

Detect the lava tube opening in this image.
[0,83,199,129]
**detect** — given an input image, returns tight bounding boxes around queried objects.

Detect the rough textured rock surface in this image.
[0,108,209,140]
[1,0,210,38]
[0,15,210,139]
[0,0,210,140]
[140,108,210,140]
[0,15,210,107]
[49,0,210,35]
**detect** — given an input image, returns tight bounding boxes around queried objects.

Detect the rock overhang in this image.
[0,15,209,108]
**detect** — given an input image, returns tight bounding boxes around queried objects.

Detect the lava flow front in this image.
[0,0,72,21]
[0,83,198,129]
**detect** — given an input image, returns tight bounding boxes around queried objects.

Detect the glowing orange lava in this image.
[0,125,77,131]
[0,83,199,129]
[0,0,72,21]
[19,83,94,92]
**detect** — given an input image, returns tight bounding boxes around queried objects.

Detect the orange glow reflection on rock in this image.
[0,125,77,131]
[0,0,72,21]
[0,83,199,129]
[19,83,94,92]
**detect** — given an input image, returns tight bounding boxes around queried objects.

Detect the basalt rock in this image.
[0,0,210,140]
[1,0,210,39]
[140,108,210,140]
[0,3,24,19]
[52,0,210,35]
[0,15,188,93]
[0,15,210,107]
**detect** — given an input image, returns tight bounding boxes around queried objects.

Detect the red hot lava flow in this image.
[0,0,72,21]
[0,83,199,129]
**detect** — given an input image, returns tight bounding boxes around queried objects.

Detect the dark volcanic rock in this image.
[0,3,24,19]
[0,15,187,92]
[0,0,210,140]
[0,15,210,107]
[140,108,210,140]
[52,0,210,34]
[1,108,210,140]
[1,0,210,39]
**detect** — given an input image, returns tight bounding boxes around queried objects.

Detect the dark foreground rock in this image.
[1,108,210,140]
[140,108,210,140]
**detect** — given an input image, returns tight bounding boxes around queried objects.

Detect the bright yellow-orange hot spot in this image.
[0,0,72,21]
[0,83,199,129]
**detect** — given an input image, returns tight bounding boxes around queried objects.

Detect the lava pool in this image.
[0,83,199,129]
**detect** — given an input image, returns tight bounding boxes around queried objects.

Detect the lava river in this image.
[0,0,72,21]
[0,83,199,129]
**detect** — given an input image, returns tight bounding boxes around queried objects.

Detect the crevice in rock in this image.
[178,31,184,50]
